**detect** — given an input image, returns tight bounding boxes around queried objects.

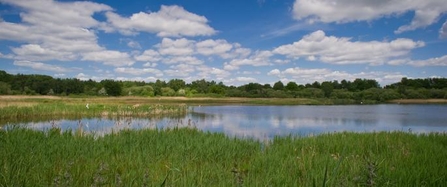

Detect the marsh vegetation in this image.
[1,128,446,186]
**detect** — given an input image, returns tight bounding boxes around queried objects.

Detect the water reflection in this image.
[4,104,447,140]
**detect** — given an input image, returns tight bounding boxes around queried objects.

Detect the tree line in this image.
[1,70,447,102]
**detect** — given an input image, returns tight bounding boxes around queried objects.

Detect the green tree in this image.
[168,79,185,92]
[208,85,226,95]
[0,81,12,95]
[285,81,299,91]
[161,87,175,96]
[190,79,210,93]
[101,80,122,96]
[321,81,334,98]
[273,81,284,90]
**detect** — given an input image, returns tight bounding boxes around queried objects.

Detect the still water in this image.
[10,104,447,139]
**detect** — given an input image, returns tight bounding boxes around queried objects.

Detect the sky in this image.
[0,0,447,86]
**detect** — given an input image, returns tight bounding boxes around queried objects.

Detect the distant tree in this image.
[311,81,321,89]
[263,84,272,89]
[101,80,122,96]
[168,79,186,92]
[321,81,334,97]
[273,81,284,90]
[190,79,209,93]
[208,85,226,95]
[285,81,299,91]
[0,81,12,95]
[161,87,175,96]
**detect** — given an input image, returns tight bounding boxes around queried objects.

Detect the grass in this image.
[1,127,446,186]
[0,96,189,125]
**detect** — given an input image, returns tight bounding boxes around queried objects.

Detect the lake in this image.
[7,104,447,140]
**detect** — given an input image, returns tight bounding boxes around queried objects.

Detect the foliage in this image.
[0,70,447,102]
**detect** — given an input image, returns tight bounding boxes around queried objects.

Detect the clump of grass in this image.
[1,128,446,186]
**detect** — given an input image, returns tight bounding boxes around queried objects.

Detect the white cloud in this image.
[105,5,216,37]
[127,41,142,49]
[164,56,203,65]
[164,64,196,77]
[273,30,424,65]
[408,55,447,66]
[114,67,163,77]
[1,0,112,27]
[143,62,158,68]
[134,50,161,62]
[11,44,77,61]
[235,77,257,82]
[223,50,273,70]
[195,66,231,79]
[196,39,233,56]
[440,20,447,38]
[292,0,447,33]
[223,76,258,86]
[269,67,406,86]
[13,60,70,73]
[0,0,140,67]
[157,38,195,56]
[267,69,281,76]
[82,51,134,66]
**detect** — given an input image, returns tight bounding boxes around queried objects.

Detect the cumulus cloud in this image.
[164,56,203,65]
[273,30,424,65]
[292,0,447,33]
[196,39,233,56]
[157,38,195,56]
[164,64,196,77]
[0,0,218,69]
[134,50,161,62]
[440,20,447,39]
[0,0,141,67]
[269,67,406,86]
[13,60,70,73]
[408,55,447,66]
[114,67,164,77]
[11,44,77,61]
[223,50,273,70]
[105,5,216,37]
[82,51,134,66]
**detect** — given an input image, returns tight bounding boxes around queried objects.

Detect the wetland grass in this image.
[1,128,446,186]
[0,99,188,125]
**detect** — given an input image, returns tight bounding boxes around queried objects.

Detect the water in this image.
[6,104,447,139]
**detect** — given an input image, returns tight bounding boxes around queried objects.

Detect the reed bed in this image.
[0,102,188,125]
[1,127,446,186]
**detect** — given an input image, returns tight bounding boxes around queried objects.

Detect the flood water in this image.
[6,104,447,140]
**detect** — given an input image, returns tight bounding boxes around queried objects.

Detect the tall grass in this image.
[0,102,188,125]
[1,128,446,186]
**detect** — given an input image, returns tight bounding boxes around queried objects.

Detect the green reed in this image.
[1,127,446,186]
[0,102,188,125]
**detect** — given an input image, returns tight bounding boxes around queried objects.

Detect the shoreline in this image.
[1,95,447,106]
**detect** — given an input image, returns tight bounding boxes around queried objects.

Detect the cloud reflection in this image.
[6,105,447,141]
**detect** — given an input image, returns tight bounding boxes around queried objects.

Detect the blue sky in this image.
[1,0,447,86]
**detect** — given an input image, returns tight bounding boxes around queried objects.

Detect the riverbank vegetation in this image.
[1,70,447,103]
[1,127,446,186]
[0,96,189,125]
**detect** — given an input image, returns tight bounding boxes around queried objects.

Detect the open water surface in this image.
[6,104,447,139]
